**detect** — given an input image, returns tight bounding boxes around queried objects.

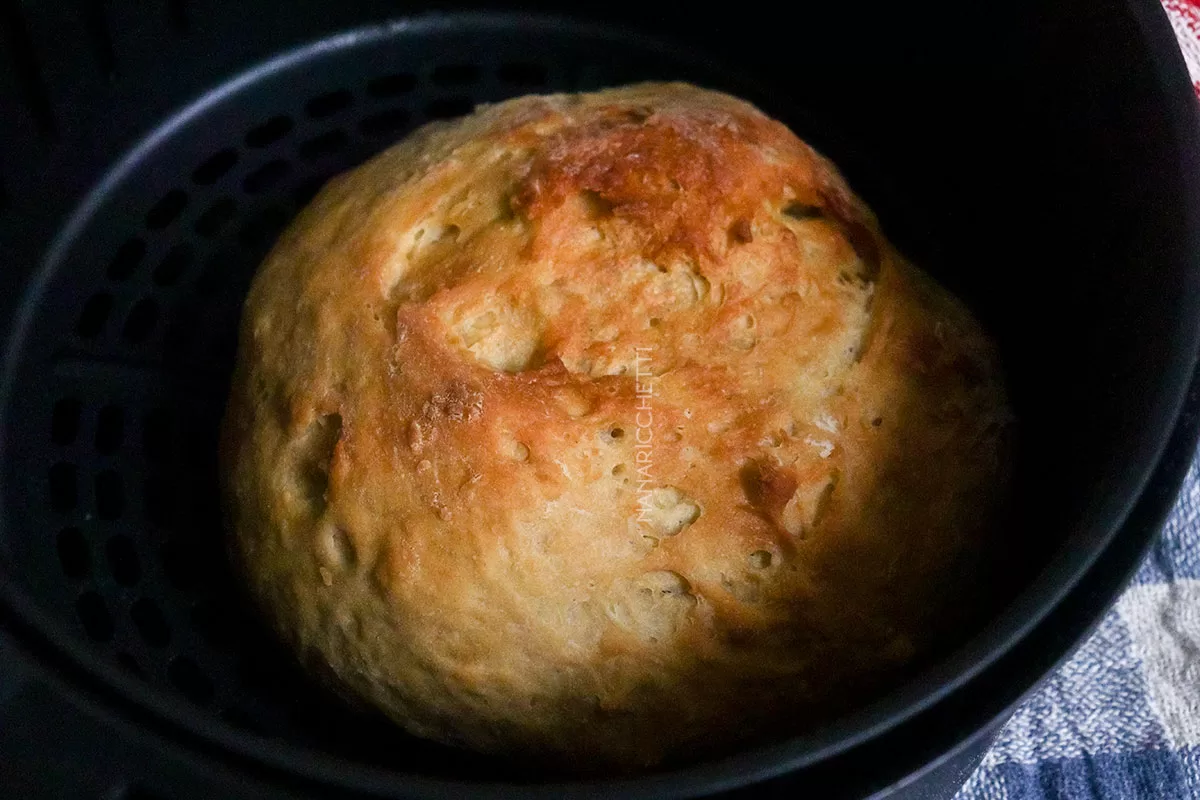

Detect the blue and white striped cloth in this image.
[956,456,1200,799]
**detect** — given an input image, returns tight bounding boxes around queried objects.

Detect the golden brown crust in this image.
[220,83,1011,769]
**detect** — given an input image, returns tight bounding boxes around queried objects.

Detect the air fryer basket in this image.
[2,2,1200,799]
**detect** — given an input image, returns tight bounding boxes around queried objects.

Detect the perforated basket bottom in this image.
[0,13,840,777]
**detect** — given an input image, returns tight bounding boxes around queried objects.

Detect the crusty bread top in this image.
[221,83,1011,769]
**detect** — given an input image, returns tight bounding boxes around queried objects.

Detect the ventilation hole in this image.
[122,297,158,343]
[168,655,214,705]
[190,601,232,650]
[106,238,146,281]
[56,527,90,579]
[116,652,144,678]
[49,462,77,510]
[95,470,124,520]
[426,96,474,120]
[192,148,238,185]
[52,397,81,445]
[161,538,195,589]
[298,129,349,160]
[143,409,171,463]
[193,197,236,237]
[432,63,481,86]
[238,206,289,247]
[366,72,416,98]
[498,62,548,86]
[306,89,353,118]
[77,293,113,338]
[358,108,411,137]
[245,115,294,148]
[145,189,188,229]
[77,591,114,642]
[95,405,124,454]
[130,598,170,647]
[242,159,292,194]
[106,535,140,585]
[292,175,328,208]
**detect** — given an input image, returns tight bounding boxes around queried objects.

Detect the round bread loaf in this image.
[221,83,1011,770]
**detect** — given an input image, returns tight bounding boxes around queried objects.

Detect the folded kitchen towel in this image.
[958,441,1200,794]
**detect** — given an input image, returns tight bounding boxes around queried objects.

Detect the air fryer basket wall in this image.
[2,2,1200,798]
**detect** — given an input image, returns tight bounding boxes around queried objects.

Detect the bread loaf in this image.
[220,83,1011,770]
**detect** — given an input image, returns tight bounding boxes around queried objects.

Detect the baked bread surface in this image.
[221,83,1011,769]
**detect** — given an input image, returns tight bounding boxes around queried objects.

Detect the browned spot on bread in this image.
[513,105,815,265]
